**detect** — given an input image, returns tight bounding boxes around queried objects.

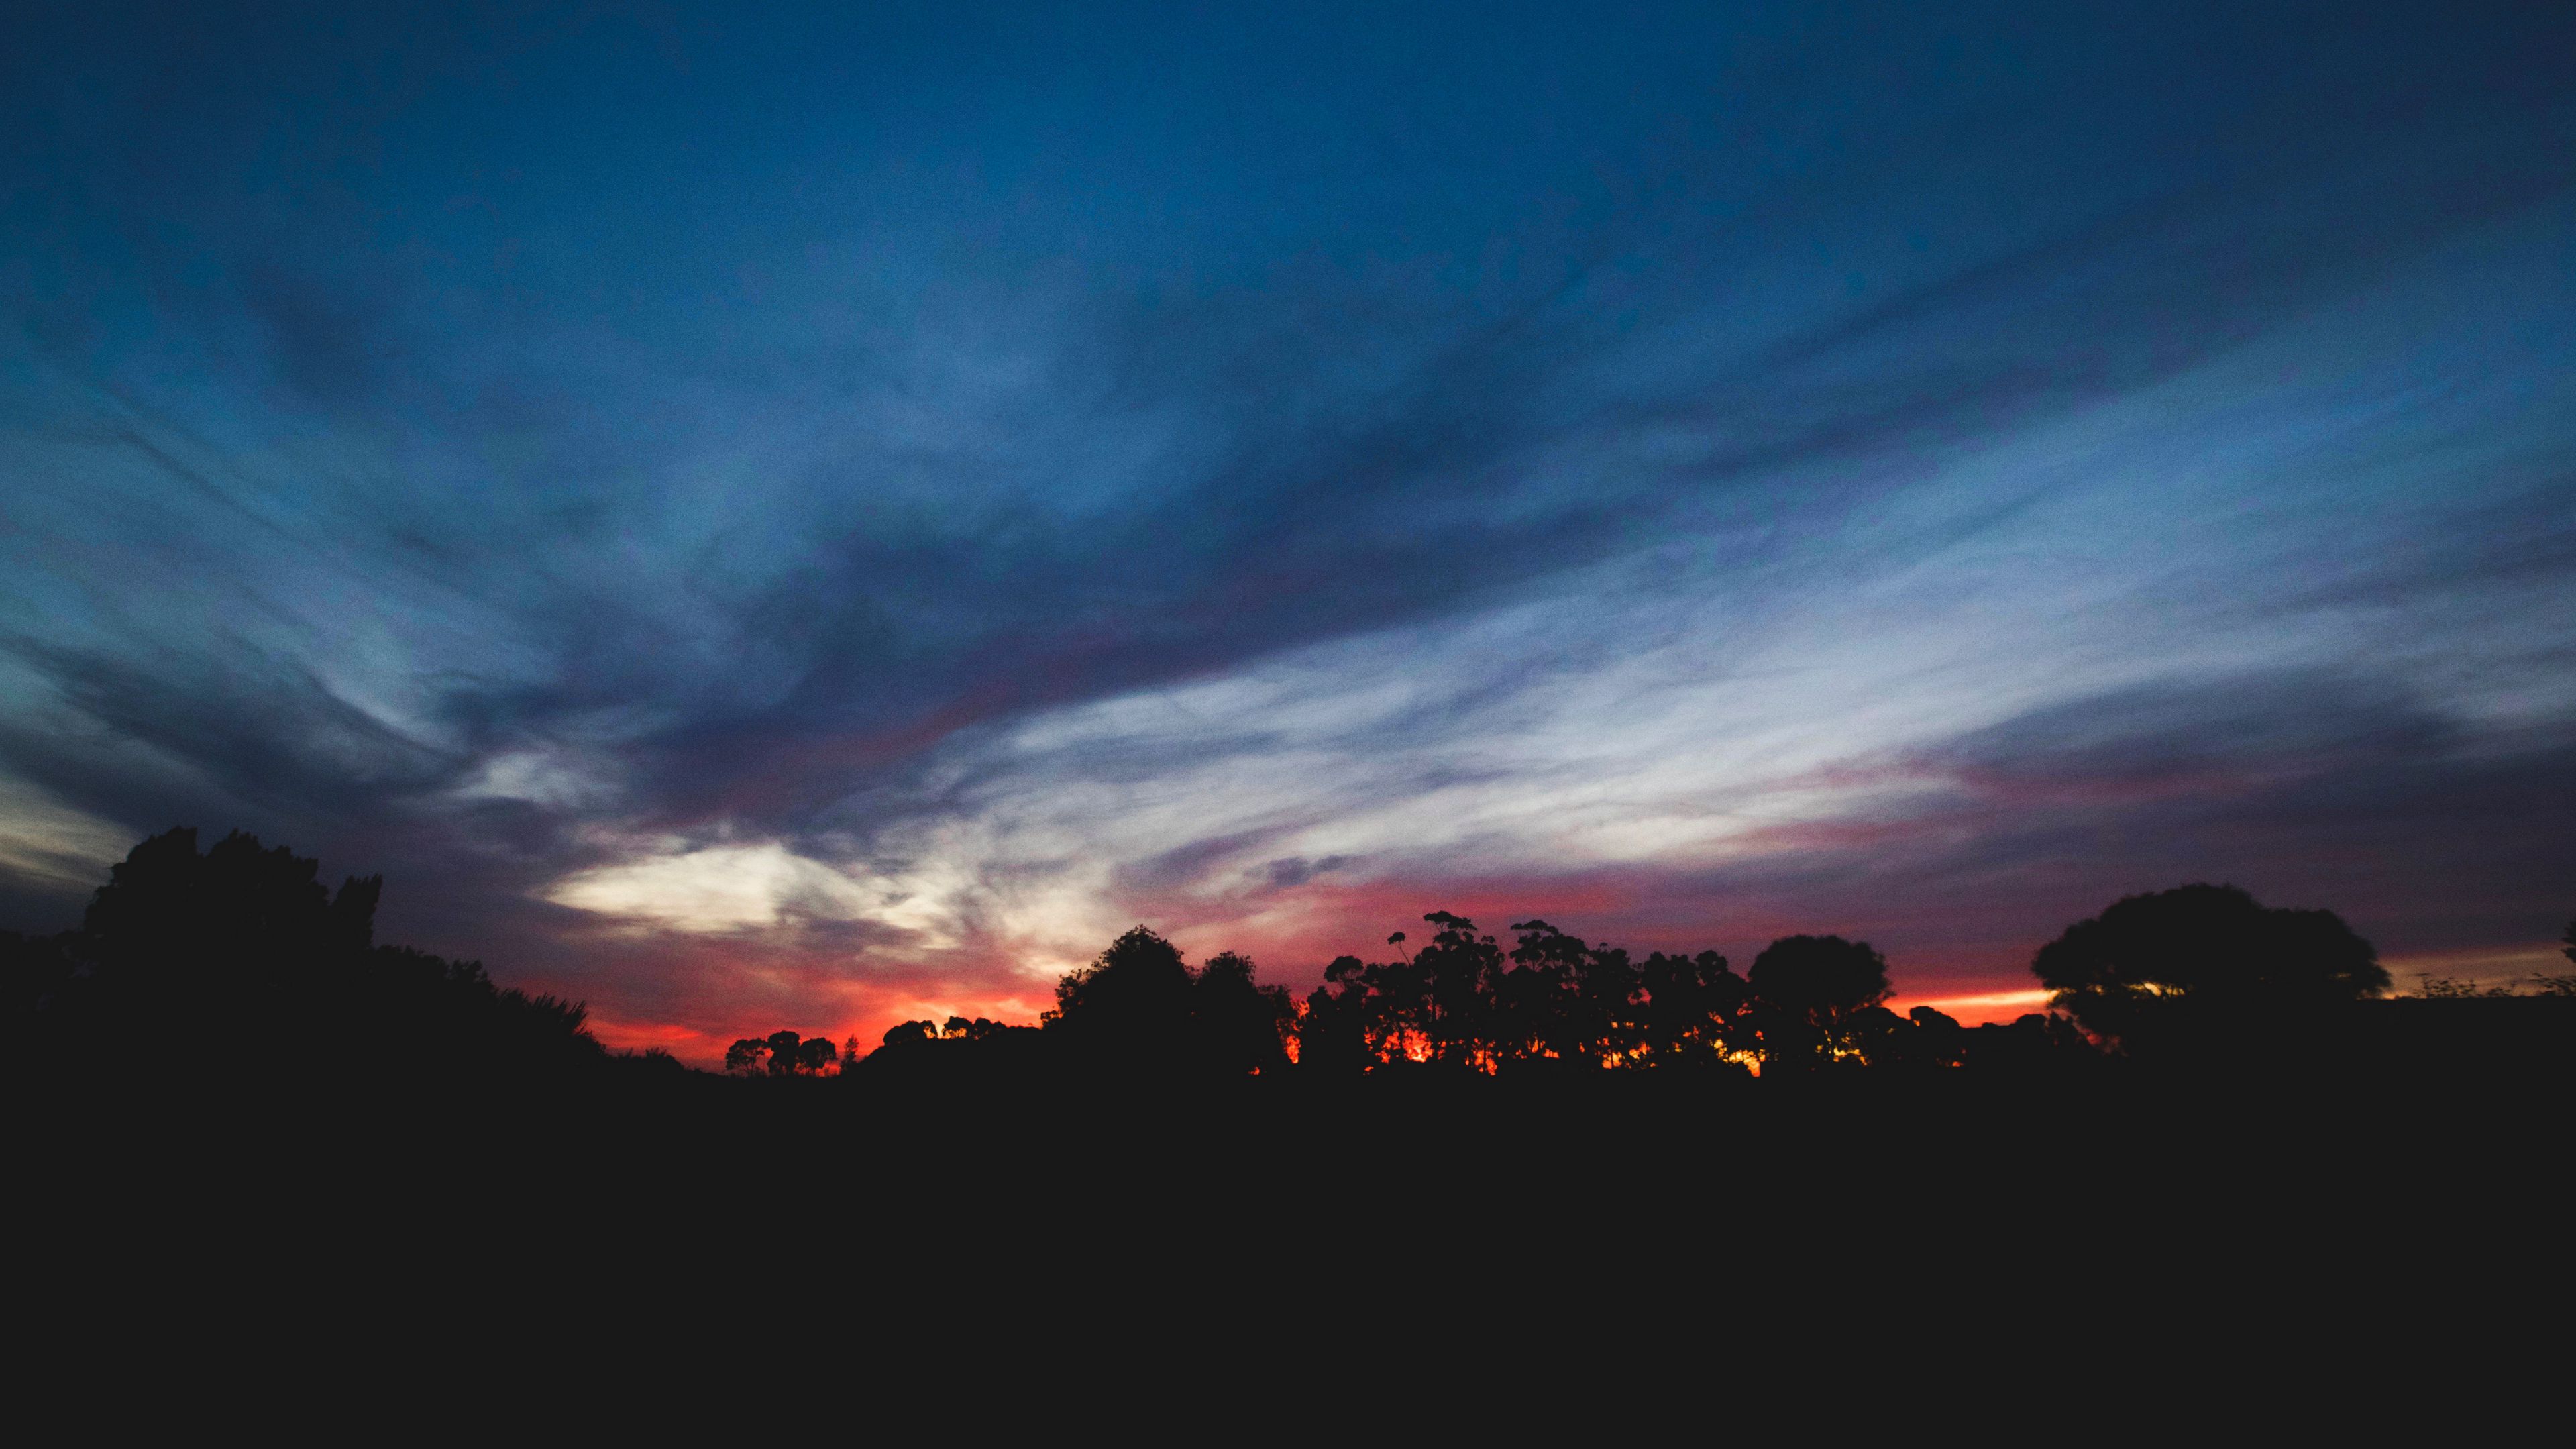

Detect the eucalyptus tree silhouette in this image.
[1298,957,1379,1075]
[1504,919,1642,1069]
[2032,883,2386,1058]
[1298,912,1508,1070]
[1636,949,1748,1067]
[1299,913,1752,1073]
[1411,912,1507,1069]
[1493,918,1584,1064]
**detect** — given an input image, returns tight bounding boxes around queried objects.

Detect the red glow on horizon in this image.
[1886,988,2055,1026]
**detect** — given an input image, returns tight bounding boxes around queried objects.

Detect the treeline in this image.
[7,828,2571,1090]
[861,917,2086,1081]
[853,885,2576,1083]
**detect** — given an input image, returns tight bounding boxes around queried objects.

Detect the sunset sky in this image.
[3,2,2571,1061]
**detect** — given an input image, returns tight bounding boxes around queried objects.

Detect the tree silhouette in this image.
[1298,957,1379,1075]
[1635,950,1748,1067]
[7,827,602,1081]
[1189,951,1295,1075]
[1409,911,1505,1068]
[1744,935,1893,1069]
[1041,926,1292,1076]
[1503,919,1636,1069]
[1898,1005,1970,1069]
[1748,935,1893,1024]
[726,1030,839,1076]
[1297,913,1754,1073]
[1491,918,1578,1063]
[1296,913,1505,1070]
[2032,883,2387,1057]
[1049,925,1197,1059]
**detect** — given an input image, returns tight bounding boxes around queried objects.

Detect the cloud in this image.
[1925,672,2462,803]
[545,839,881,936]
[0,776,131,902]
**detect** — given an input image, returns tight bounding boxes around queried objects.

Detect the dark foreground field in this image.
[17,1034,2567,1425]
[25,1020,2565,1252]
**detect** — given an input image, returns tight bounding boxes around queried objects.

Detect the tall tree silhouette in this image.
[1301,913,1752,1073]
[1298,913,1506,1070]
[1635,950,1747,1067]
[1502,919,1628,1068]
[1411,912,1507,1068]
[2032,883,2386,1057]
[1299,956,1379,1074]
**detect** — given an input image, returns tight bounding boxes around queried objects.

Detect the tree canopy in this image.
[1041,926,1295,1075]
[3,827,606,1080]
[2032,883,2387,1056]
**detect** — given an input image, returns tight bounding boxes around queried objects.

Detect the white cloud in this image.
[0,776,133,894]
[546,839,879,935]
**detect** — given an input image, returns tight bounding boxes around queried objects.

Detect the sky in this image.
[3,1,2571,1060]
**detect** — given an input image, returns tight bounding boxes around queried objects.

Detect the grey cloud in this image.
[1264,855,1356,890]
[1648,674,2576,972]
[1928,672,2463,798]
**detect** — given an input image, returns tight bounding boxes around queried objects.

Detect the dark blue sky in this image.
[4,2,2571,1053]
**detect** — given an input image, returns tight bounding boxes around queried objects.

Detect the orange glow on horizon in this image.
[1889,988,2053,1026]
